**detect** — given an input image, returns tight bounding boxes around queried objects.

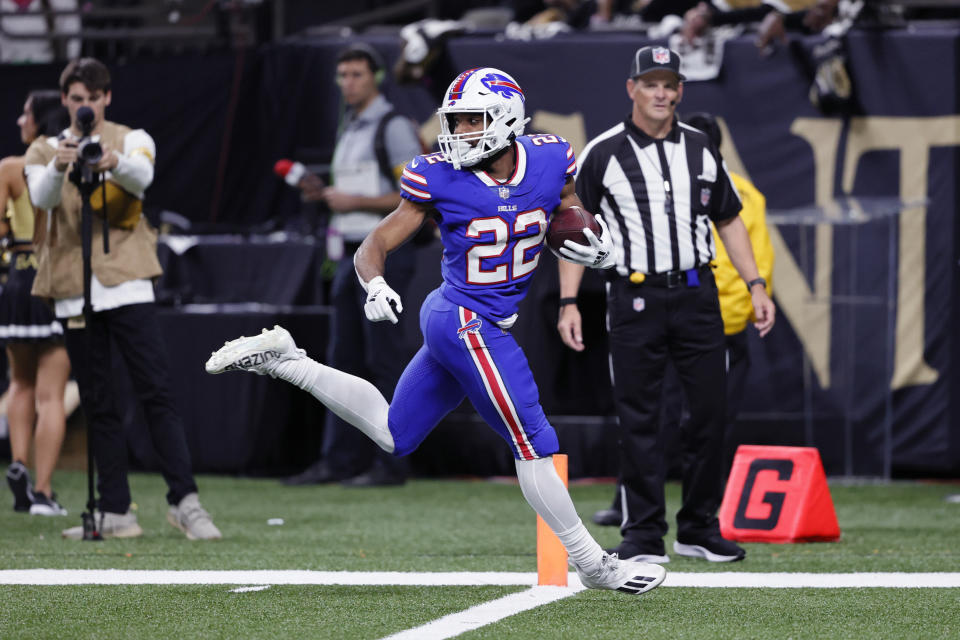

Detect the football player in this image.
[206,67,664,595]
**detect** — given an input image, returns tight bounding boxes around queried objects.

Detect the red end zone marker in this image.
[719,445,841,543]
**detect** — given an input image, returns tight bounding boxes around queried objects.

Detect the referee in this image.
[557,46,775,564]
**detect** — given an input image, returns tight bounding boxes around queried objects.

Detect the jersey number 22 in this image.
[466,209,547,285]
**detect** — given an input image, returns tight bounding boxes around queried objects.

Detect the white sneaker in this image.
[167,492,222,540]
[62,510,143,539]
[205,325,304,377]
[576,552,666,595]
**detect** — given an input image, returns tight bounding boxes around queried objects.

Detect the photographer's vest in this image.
[25,120,162,301]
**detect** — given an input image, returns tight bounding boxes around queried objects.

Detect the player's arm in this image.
[558,254,586,351]
[556,179,589,351]
[107,129,155,194]
[354,197,430,324]
[0,157,20,207]
[554,179,615,269]
[323,189,401,215]
[557,176,580,211]
[24,140,68,211]
[715,215,775,337]
[0,158,25,239]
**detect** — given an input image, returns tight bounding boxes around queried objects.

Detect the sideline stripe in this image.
[3,570,960,588]
[381,585,584,640]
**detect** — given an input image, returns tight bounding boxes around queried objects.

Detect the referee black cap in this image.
[629,46,685,82]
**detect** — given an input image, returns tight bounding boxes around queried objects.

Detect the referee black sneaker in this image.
[674,532,745,562]
[591,508,622,527]
[607,539,670,564]
[6,461,33,512]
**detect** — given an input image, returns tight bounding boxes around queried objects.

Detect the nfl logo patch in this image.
[633,297,645,312]
[652,47,670,64]
[700,187,712,206]
[498,186,510,200]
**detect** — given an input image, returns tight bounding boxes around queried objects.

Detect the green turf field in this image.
[2,470,959,639]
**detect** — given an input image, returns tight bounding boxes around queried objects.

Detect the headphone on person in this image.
[335,42,386,86]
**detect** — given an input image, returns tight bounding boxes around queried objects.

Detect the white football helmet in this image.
[436,67,530,170]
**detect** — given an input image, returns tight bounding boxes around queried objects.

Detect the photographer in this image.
[24,57,221,540]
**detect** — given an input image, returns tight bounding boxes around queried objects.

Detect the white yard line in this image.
[0,570,535,585]
[2,569,960,588]
[663,572,960,588]
[380,585,586,640]
[5,570,960,640]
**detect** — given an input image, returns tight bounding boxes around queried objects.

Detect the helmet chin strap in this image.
[474,135,515,172]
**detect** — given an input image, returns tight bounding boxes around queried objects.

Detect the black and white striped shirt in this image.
[576,117,741,276]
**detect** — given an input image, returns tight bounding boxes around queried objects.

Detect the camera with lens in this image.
[73,105,103,167]
[76,135,103,166]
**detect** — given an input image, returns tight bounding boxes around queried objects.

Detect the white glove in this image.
[364,276,403,324]
[558,215,617,269]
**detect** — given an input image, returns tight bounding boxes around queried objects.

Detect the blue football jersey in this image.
[400,135,577,321]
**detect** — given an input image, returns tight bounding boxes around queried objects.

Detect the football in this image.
[546,206,602,256]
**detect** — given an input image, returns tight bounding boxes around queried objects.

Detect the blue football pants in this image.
[388,289,559,460]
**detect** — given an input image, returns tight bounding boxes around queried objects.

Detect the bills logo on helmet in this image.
[457,317,483,340]
[447,67,481,104]
[480,73,524,102]
[652,47,670,64]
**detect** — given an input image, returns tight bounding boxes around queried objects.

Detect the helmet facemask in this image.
[436,68,529,170]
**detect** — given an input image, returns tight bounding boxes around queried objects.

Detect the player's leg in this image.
[107,305,199,503]
[383,288,467,456]
[430,303,663,594]
[64,316,133,516]
[607,281,671,561]
[207,290,464,457]
[206,324,395,452]
[386,344,465,457]
[6,343,38,466]
[437,308,597,562]
[721,329,750,479]
[5,343,37,511]
[31,342,69,506]
[669,273,743,561]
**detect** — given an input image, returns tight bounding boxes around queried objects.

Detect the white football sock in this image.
[272,356,395,453]
[515,457,604,574]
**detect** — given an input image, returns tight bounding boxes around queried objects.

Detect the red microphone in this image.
[274,158,307,187]
[274,158,325,202]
